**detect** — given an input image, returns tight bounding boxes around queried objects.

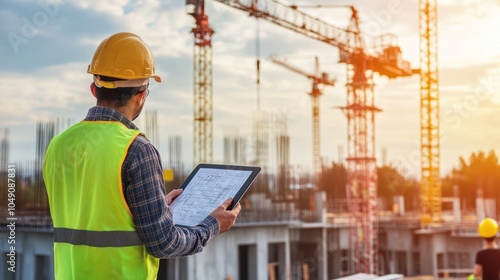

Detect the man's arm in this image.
[123,138,219,258]
[474,264,482,279]
[474,251,482,280]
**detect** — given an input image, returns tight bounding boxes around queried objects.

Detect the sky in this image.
[1,0,500,178]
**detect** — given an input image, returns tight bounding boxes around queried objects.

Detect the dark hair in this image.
[94,75,145,107]
[485,236,496,243]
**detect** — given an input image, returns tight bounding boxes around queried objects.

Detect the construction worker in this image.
[474,217,500,280]
[43,32,241,279]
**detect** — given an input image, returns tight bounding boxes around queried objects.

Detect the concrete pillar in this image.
[453,197,461,223]
[23,233,35,280]
[477,189,485,222]
[393,195,405,215]
[315,192,326,223]
[419,235,434,275]
[276,243,286,280]
[407,250,412,276]
[257,236,268,280]
[188,254,196,280]
[316,228,328,280]
[249,245,258,280]
[0,233,5,278]
[284,233,291,280]
[453,185,461,223]
[389,251,395,273]
[330,230,340,279]
[419,232,448,278]
[48,253,55,280]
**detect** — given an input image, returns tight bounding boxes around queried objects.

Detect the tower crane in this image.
[211,0,413,273]
[419,0,441,223]
[186,0,214,165]
[269,55,335,178]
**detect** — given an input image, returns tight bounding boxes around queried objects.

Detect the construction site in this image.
[1,0,499,279]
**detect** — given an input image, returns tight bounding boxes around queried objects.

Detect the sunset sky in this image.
[1,0,500,178]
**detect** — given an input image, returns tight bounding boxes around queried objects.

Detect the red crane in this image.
[211,0,413,273]
[186,0,214,165]
[269,56,335,178]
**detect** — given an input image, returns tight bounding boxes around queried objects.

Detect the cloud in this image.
[72,0,130,17]
[0,0,121,72]
[0,62,92,124]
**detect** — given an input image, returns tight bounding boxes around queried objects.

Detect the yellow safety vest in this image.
[43,121,159,280]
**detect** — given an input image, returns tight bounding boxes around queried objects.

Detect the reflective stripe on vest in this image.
[54,228,142,247]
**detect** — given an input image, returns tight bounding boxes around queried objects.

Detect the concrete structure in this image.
[335,273,404,280]
[1,226,54,280]
[2,210,485,280]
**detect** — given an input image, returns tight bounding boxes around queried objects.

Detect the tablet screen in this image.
[169,165,259,227]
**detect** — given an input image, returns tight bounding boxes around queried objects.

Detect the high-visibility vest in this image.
[43,121,159,280]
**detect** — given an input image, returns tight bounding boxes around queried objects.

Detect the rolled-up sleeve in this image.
[123,136,219,258]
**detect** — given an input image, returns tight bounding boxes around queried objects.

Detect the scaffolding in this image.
[144,110,160,151]
[223,126,247,165]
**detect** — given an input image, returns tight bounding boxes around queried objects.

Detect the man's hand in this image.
[166,189,183,205]
[210,198,241,234]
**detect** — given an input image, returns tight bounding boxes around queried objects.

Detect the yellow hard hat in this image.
[478,218,499,238]
[87,32,161,88]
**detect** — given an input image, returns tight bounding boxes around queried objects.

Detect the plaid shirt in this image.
[84,106,219,258]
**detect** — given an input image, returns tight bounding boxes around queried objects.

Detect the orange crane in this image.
[419,0,441,223]
[186,0,214,165]
[269,56,335,177]
[211,0,413,273]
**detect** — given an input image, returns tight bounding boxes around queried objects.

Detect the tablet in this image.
[169,164,261,227]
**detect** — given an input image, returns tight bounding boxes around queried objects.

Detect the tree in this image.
[317,162,347,211]
[317,163,419,212]
[445,150,500,210]
[377,165,418,211]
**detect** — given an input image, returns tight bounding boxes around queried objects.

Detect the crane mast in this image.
[187,0,214,165]
[270,56,335,177]
[212,0,413,273]
[419,0,441,223]
[339,10,380,273]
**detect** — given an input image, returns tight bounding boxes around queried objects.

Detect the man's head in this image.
[484,236,496,243]
[87,32,161,120]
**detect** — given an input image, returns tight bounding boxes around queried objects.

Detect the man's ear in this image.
[134,90,147,106]
[90,83,97,99]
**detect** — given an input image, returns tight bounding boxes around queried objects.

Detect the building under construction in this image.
[0,114,492,280]
[0,158,491,279]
